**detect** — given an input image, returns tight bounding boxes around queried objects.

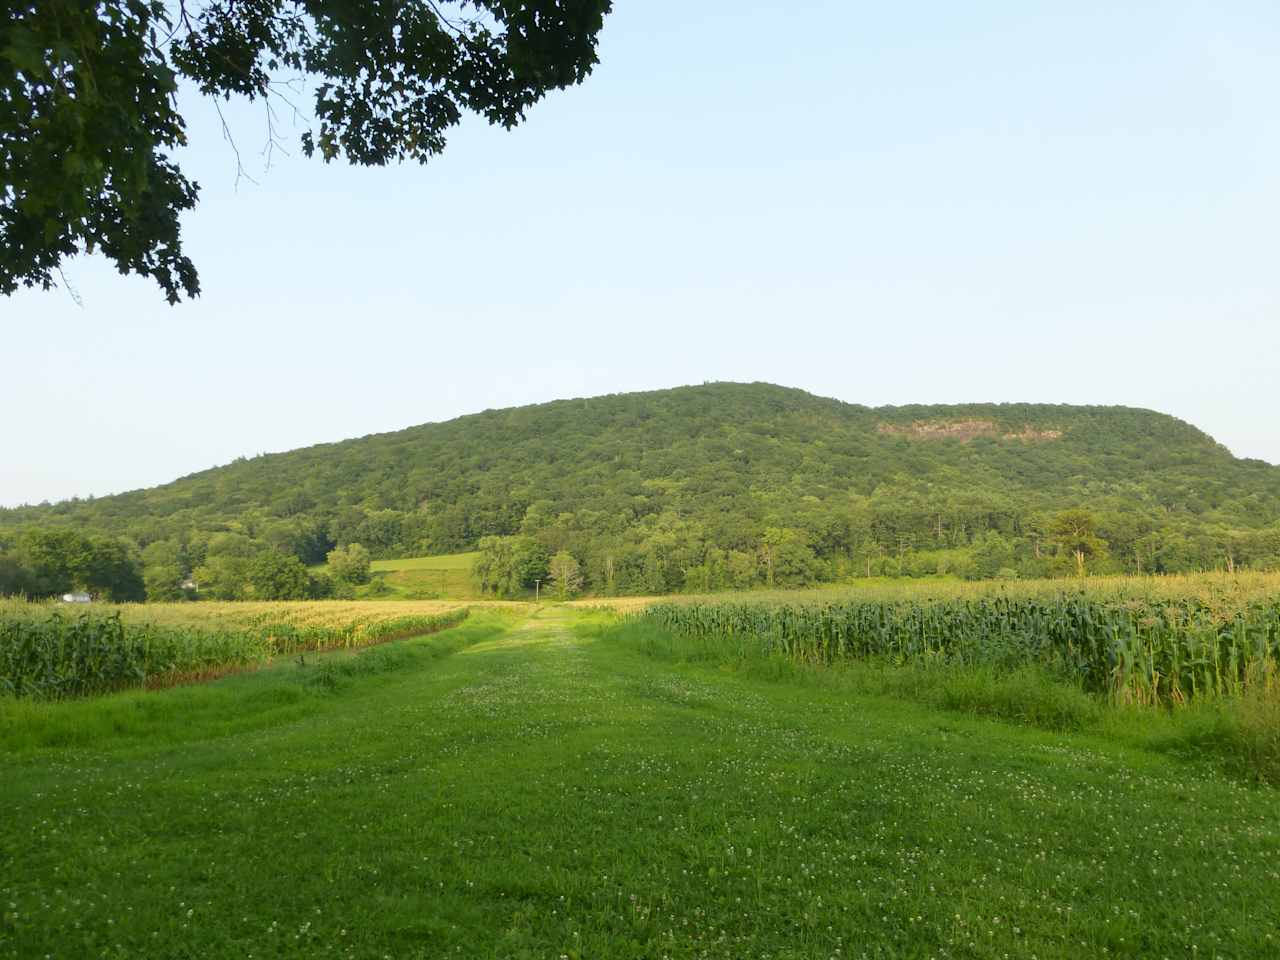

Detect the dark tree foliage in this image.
[247,550,310,600]
[3,384,1279,597]
[474,534,547,596]
[1,529,145,601]
[1,1,198,302]
[1,1,612,302]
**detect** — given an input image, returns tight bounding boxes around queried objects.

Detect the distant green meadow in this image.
[370,552,480,572]
[366,552,482,600]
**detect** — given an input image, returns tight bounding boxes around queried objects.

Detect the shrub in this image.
[327,543,372,585]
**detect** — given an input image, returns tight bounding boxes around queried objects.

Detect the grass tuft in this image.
[929,664,1101,731]
[1145,690,1280,785]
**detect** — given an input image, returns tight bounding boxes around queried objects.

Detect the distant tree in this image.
[205,532,258,559]
[759,528,822,588]
[1023,513,1052,561]
[1049,510,1109,576]
[362,577,394,598]
[510,537,550,594]
[192,554,251,600]
[306,570,337,599]
[682,547,729,593]
[967,531,1015,581]
[79,537,146,601]
[474,535,547,597]
[142,538,189,601]
[0,552,35,596]
[473,535,511,595]
[594,549,619,595]
[638,550,667,595]
[264,518,336,565]
[548,550,583,599]
[247,552,310,600]
[354,510,405,555]
[141,539,184,571]
[327,543,372,585]
[2,1,614,302]
[13,529,143,600]
[726,550,759,590]
[16,528,83,595]
[144,564,187,602]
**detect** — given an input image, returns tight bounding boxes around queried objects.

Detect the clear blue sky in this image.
[3,0,1278,507]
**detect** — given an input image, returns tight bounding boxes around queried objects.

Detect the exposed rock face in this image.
[877,420,1063,442]
[1002,426,1064,442]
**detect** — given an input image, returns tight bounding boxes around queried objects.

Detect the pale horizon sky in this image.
[3,0,1279,508]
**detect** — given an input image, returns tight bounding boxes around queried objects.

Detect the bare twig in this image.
[213,97,258,189]
[56,267,83,308]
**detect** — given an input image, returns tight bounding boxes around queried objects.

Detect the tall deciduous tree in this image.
[2,1,613,302]
[13,528,145,600]
[547,550,582,599]
[327,542,372,584]
[144,563,187,602]
[1050,509,1109,576]
[190,555,248,600]
[474,534,547,597]
[247,550,311,600]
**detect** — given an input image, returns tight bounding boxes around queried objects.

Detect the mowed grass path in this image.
[2,609,1278,959]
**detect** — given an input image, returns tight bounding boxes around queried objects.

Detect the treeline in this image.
[0,529,377,602]
[2,384,1277,600]
[9,497,1278,604]
[0,530,144,601]
[469,506,1280,597]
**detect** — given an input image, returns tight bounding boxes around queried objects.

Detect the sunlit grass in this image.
[369,551,480,572]
[1,607,1276,958]
[362,552,483,598]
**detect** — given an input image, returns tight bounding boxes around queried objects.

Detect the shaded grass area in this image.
[603,617,1280,785]
[1,609,1278,959]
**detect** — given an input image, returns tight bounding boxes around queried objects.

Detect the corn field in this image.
[0,602,471,699]
[638,580,1280,704]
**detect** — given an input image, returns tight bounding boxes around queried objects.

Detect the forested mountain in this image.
[3,383,1278,598]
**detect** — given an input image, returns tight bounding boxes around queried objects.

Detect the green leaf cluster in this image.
[3,1,613,300]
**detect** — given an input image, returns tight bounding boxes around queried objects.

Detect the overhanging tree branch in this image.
[0,0,613,304]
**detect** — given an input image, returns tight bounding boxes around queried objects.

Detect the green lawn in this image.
[2,608,1277,959]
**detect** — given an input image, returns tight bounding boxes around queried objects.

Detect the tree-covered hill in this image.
[3,383,1278,598]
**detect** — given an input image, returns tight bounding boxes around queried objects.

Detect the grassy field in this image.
[367,552,482,599]
[2,605,1279,958]
[370,553,480,572]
